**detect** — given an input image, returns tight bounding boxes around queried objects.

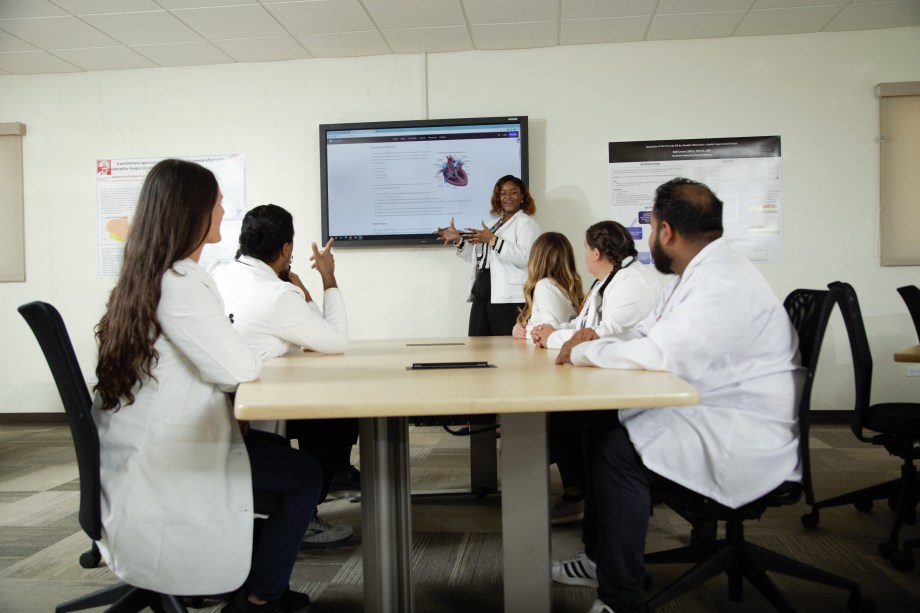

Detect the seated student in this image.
[530,220,665,351]
[210,204,354,548]
[528,221,665,524]
[512,231,583,341]
[93,160,320,613]
[551,178,802,613]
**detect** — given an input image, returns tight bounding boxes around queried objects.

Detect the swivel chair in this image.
[897,285,920,340]
[801,282,920,572]
[644,288,872,612]
[17,301,280,612]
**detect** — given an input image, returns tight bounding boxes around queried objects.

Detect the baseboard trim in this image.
[0,413,67,425]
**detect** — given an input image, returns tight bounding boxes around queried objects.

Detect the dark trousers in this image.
[548,411,588,491]
[468,300,522,336]
[286,418,358,504]
[245,430,322,601]
[582,412,673,613]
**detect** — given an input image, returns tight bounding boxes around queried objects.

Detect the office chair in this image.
[897,285,920,341]
[644,288,873,612]
[17,301,280,612]
[801,282,920,572]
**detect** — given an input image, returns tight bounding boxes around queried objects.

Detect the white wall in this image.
[1,27,919,414]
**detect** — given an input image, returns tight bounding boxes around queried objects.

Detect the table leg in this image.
[359,416,414,613]
[500,412,552,613]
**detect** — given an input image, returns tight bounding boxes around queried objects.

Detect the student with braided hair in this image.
[531,221,665,351]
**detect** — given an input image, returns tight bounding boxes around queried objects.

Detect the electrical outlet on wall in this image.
[907,365,920,377]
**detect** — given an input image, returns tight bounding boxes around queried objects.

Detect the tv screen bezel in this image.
[319,115,529,247]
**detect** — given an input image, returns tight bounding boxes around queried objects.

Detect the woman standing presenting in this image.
[94,159,320,613]
[436,175,540,335]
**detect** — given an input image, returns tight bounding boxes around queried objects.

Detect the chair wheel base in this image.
[801,512,819,529]
[79,549,101,569]
[854,498,873,513]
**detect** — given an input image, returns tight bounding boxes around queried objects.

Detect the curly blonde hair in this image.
[517,232,584,327]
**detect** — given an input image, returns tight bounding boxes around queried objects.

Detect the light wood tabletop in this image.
[235,336,698,613]
[894,344,920,363]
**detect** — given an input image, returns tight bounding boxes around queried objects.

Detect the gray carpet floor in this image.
[0,423,918,612]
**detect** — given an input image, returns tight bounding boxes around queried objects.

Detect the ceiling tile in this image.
[0,16,119,49]
[736,5,844,35]
[647,11,748,40]
[263,0,375,34]
[130,40,233,67]
[212,36,311,62]
[156,0,253,7]
[171,5,287,39]
[463,0,559,24]
[0,51,81,74]
[561,16,650,44]
[471,21,557,49]
[81,11,203,45]
[52,0,161,14]
[0,29,39,52]
[826,0,920,29]
[51,46,157,71]
[562,0,658,20]
[295,30,391,57]
[362,0,466,29]
[754,0,849,7]
[659,0,756,12]
[382,26,473,53]
[0,0,68,19]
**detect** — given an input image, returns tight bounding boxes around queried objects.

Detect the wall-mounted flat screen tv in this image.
[320,116,528,247]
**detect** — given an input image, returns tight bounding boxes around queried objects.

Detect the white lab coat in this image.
[456,209,540,304]
[94,258,262,595]
[570,239,803,508]
[210,255,348,434]
[547,259,666,349]
[523,278,578,339]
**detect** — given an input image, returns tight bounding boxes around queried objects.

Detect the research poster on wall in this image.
[608,136,783,264]
[96,154,245,276]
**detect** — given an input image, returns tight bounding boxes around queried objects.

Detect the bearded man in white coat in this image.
[551,178,802,613]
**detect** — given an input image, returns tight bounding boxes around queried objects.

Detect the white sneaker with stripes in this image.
[587,598,615,612]
[551,550,598,588]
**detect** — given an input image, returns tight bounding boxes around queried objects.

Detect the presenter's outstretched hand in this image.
[435,218,462,245]
[311,238,338,290]
[555,328,600,365]
[461,222,495,246]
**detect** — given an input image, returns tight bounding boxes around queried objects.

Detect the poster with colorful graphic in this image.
[96,154,245,276]
[608,136,783,264]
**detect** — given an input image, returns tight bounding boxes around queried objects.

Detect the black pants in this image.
[286,418,359,504]
[582,412,674,613]
[548,411,588,491]
[468,266,523,337]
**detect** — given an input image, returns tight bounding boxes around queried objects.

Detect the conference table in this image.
[234,336,698,613]
[894,344,920,363]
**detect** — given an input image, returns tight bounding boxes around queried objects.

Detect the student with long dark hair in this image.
[94,159,320,613]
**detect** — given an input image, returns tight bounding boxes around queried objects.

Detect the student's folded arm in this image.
[572,277,749,380]
[274,289,348,354]
[159,275,262,386]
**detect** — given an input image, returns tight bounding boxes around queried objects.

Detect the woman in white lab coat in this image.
[435,175,540,336]
[512,231,583,340]
[93,159,321,613]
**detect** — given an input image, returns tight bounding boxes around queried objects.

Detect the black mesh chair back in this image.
[826,282,875,443]
[897,285,920,342]
[17,301,101,541]
[782,288,838,508]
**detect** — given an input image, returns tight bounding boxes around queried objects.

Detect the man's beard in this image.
[651,229,674,275]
